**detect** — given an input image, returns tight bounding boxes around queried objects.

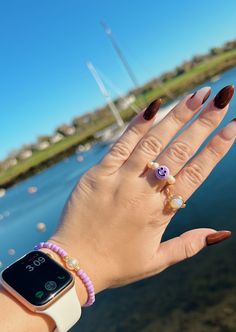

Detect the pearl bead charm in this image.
[66,257,79,270]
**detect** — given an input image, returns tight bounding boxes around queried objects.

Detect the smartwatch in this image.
[0,250,81,332]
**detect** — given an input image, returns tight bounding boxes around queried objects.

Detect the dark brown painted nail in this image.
[202,89,211,104]
[143,98,161,120]
[214,85,234,109]
[206,231,232,246]
[190,92,196,99]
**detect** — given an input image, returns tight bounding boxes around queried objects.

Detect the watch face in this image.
[1,251,73,306]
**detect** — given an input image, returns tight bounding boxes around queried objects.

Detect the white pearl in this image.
[152,162,159,170]
[147,161,154,168]
[66,258,78,270]
[169,196,183,209]
[147,161,159,169]
[167,175,176,184]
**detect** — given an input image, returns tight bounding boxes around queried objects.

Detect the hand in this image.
[49,85,234,305]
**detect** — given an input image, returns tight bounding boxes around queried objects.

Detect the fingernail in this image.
[213,85,234,109]
[190,92,196,99]
[206,230,232,246]
[202,89,211,104]
[221,119,236,140]
[143,98,161,120]
[187,87,211,110]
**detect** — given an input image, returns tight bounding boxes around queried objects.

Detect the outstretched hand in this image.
[49,85,234,304]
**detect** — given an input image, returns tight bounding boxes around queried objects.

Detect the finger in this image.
[124,86,211,174]
[156,229,231,270]
[97,99,161,175]
[154,85,234,188]
[112,229,231,287]
[164,119,236,208]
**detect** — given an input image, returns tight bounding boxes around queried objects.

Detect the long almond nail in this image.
[187,87,211,110]
[202,89,211,104]
[206,231,232,246]
[143,98,161,120]
[221,119,236,140]
[214,85,234,109]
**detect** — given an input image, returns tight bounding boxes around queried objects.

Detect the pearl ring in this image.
[164,186,186,211]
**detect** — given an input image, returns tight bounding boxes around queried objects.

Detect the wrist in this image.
[40,239,104,306]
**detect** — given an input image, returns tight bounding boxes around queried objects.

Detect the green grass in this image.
[136,48,236,104]
[1,48,236,187]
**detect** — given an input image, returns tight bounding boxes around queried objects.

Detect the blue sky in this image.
[1,0,236,159]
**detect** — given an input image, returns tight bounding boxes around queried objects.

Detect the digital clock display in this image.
[1,251,73,306]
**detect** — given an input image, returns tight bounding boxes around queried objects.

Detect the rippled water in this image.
[1,67,236,331]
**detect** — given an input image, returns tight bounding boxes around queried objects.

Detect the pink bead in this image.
[51,244,56,251]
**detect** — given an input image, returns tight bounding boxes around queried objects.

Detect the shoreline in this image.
[1,49,236,189]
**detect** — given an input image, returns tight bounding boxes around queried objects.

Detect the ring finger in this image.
[161,119,236,213]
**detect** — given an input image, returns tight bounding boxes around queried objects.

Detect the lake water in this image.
[1,67,236,331]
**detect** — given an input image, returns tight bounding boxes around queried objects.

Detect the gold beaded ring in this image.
[147,161,176,185]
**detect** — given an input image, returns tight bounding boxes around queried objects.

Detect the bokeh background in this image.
[1,1,236,331]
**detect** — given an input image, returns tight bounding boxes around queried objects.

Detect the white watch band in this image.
[41,284,81,332]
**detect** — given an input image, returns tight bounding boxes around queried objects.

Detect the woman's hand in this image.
[49,85,234,305]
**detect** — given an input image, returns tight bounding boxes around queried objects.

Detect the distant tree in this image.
[223,40,236,51]
[210,47,222,56]
[160,71,176,82]
[175,66,185,76]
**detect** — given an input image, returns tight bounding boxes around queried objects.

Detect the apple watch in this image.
[0,250,81,332]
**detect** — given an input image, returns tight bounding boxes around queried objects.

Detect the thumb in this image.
[109,229,231,288]
[157,228,231,269]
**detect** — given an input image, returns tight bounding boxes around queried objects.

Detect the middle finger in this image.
[123,86,211,174]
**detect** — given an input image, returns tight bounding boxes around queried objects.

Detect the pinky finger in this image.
[171,119,236,203]
[97,99,161,175]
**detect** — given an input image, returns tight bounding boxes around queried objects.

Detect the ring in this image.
[147,161,176,185]
[165,186,186,212]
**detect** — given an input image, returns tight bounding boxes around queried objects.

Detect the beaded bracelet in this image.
[34,242,95,307]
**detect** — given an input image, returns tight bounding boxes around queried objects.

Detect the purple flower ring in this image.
[147,161,176,184]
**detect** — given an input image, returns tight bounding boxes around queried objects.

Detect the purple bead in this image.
[155,165,170,180]
[51,244,58,251]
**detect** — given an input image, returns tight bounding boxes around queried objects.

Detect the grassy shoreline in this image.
[1,48,236,189]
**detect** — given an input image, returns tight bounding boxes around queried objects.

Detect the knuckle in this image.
[184,241,198,259]
[198,114,217,129]
[140,135,163,156]
[166,141,192,164]
[110,141,131,160]
[171,108,186,126]
[182,163,204,186]
[129,125,142,138]
[206,143,223,160]
[77,170,97,194]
